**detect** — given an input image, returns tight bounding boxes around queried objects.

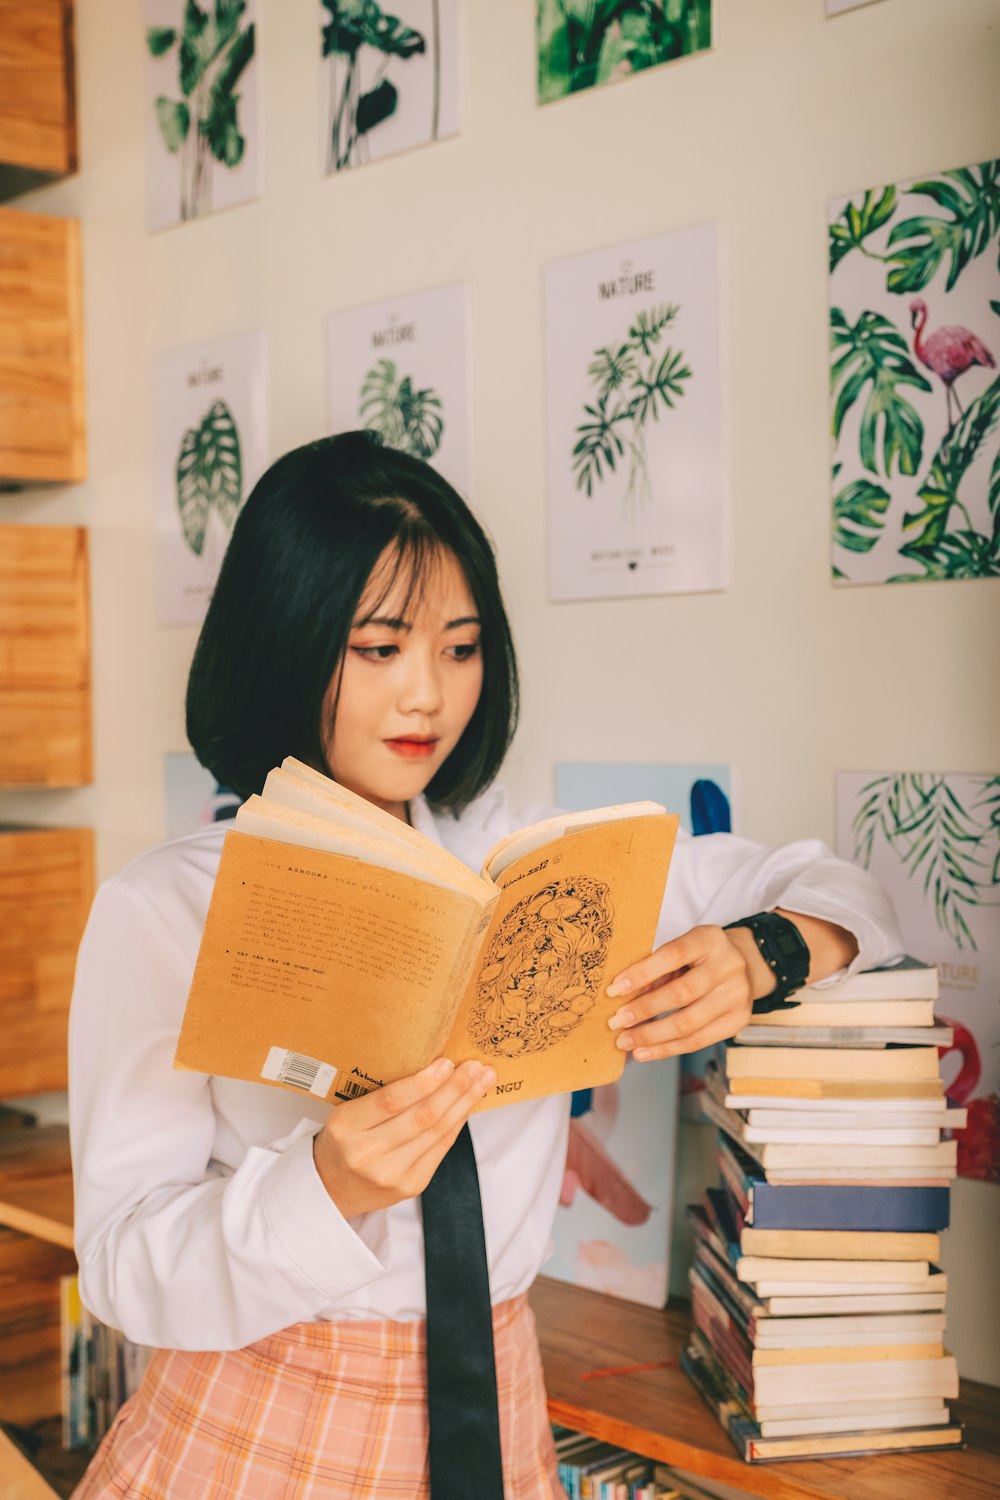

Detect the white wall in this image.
[3,0,998,1381]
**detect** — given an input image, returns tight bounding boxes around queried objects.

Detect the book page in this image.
[442,812,678,1108]
[175,832,484,1101]
[482,800,665,882]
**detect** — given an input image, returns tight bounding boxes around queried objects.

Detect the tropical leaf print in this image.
[886,160,1000,295]
[147,2,255,220]
[828,186,896,274]
[830,308,932,477]
[536,0,710,104]
[321,1,430,173]
[896,374,1000,578]
[852,773,1000,951]
[572,304,690,518]
[832,471,891,553]
[360,359,444,459]
[176,400,242,556]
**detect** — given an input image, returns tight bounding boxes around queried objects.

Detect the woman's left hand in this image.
[605,925,756,1061]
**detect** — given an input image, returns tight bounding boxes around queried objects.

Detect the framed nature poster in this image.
[829,158,999,583]
[326,283,472,496]
[145,0,260,231]
[544,226,726,602]
[152,330,269,627]
[837,771,1000,1185]
[537,1,711,104]
[320,1,461,174]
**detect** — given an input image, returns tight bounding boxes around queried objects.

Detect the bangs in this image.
[353,522,455,628]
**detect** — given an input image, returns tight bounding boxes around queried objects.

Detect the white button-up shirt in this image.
[69,785,902,1350]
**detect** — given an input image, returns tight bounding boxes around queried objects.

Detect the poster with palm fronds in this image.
[829,158,999,583]
[326,283,471,494]
[152,330,269,626]
[320,1,460,175]
[537,0,711,105]
[544,226,725,602]
[837,771,1000,1184]
[145,0,260,232]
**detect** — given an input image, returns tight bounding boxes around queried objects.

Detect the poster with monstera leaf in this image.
[145,0,260,232]
[836,771,1000,1184]
[544,226,725,602]
[326,282,471,495]
[829,158,999,583]
[319,0,461,175]
[537,0,711,105]
[153,329,269,626]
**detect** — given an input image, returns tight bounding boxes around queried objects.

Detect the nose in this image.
[397,645,444,718]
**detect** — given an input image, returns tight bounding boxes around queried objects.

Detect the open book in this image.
[174,758,678,1110]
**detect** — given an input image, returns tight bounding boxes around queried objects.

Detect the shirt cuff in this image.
[259,1122,388,1302]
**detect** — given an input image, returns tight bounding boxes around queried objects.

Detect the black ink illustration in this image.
[470,878,614,1059]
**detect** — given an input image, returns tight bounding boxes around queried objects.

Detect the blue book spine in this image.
[749,1183,950,1232]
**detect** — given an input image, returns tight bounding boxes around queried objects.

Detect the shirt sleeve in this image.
[658,829,905,978]
[69,879,389,1351]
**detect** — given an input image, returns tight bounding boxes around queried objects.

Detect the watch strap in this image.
[724,911,810,1014]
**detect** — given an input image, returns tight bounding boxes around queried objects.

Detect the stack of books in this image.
[60,1275,151,1450]
[683,958,967,1461]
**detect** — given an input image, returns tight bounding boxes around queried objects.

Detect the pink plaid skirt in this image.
[72,1293,565,1499]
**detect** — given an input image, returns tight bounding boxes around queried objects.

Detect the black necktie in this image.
[421,1122,505,1499]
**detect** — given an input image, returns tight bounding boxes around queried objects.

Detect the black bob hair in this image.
[186,431,519,812]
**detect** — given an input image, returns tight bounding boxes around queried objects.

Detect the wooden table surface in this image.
[530,1277,1000,1500]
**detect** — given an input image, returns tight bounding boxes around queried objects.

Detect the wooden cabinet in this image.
[0,208,86,485]
[0,0,77,196]
[0,831,94,1095]
[0,525,91,786]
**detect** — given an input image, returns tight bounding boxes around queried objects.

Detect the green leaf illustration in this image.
[852,773,999,951]
[356,78,398,136]
[147,27,178,57]
[886,160,1000,294]
[536,0,710,103]
[898,374,1000,577]
[360,359,444,460]
[155,97,190,153]
[828,186,897,274]
[176,399,242,557]
[322,2,427,172]
[830,307,932,476]
[832,474,891,553]
[572,302,691,516]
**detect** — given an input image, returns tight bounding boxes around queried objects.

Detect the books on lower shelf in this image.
[683,960,968,1463]
[551,1426,761,1499]
[59,1275,150,1451]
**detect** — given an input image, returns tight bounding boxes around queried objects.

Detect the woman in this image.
[69,432,901,1497]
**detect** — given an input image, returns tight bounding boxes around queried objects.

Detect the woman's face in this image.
[325,545,484,820]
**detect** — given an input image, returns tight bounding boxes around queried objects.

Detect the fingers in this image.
[607,926,745,1032]
[606,930,702,1000]
[357,1056,461,1124]
[617,989,749,1060]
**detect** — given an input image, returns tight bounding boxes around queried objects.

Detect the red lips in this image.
[384,737,439,759]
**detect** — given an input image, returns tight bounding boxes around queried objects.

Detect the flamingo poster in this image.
[544,225,726,602]
[836,771,1000,1185]
[828,157,999,584]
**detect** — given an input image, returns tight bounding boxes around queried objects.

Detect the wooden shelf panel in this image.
[0,209,85,484]
[0,0,77,188]
[0,526,91,786]
[0,1127,73,1250]
[0,1418,90,1500]
[530,1277,1000,1500]
[0,830,94,1094]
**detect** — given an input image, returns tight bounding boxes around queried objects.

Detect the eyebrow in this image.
[352,614,481,631]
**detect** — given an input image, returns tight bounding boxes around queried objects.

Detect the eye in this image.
[446,641,481,661]
[351,644,398,661]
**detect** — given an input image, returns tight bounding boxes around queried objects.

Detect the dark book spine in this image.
[749,1183,951,1232]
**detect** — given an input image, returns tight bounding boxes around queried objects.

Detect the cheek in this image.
[456,661,484,728]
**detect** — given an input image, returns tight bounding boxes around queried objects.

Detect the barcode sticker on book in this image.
[335,1076,378,1101]
[260,1046,337,1099]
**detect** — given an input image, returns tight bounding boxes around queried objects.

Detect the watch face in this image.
[774,925,807,958]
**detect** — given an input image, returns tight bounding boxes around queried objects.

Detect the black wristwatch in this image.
[724,911,810,1014]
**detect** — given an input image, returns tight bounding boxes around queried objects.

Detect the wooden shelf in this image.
[530,1277,1000,1500]
[0,1,77,200]
[0,1419,90,1500]
[0,525,92,785]
[0,209,86,485]
[0,1127,73,1250]
[0,830,94,1094]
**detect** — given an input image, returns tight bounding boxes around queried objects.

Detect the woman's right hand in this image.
[312,1057,496,1218]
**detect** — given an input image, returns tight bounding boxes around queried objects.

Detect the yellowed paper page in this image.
[443,812,678,1108]
[175,831,485,1100]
